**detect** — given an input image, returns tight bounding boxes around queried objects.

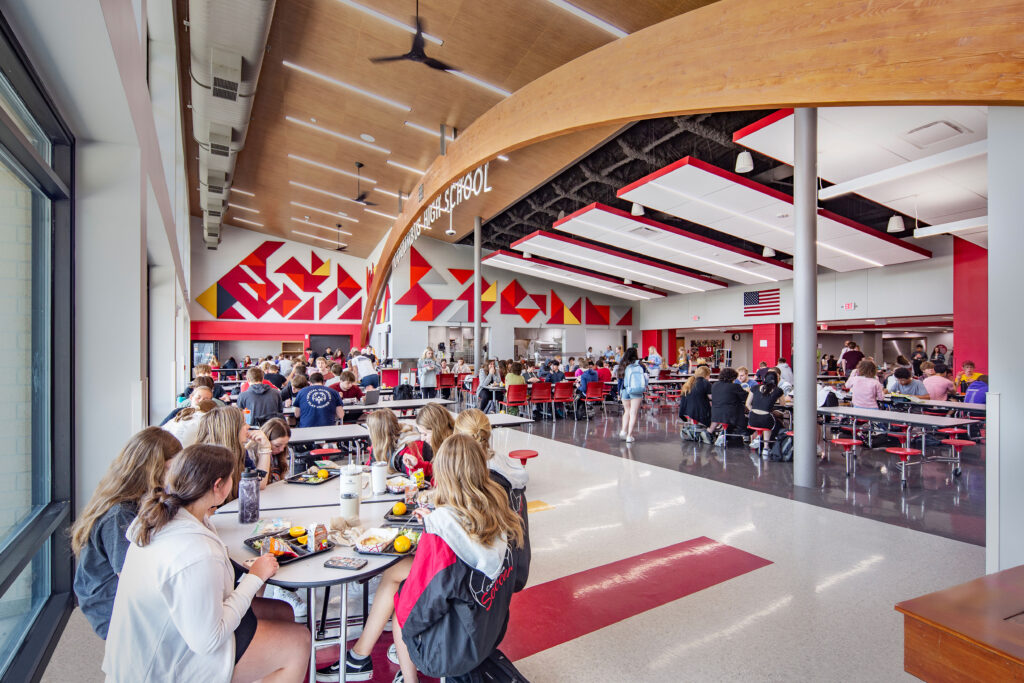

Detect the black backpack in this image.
[394,384,414,401]
[445,649,530,683]
[769,433,794,462]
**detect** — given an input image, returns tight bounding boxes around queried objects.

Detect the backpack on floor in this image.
[394,384,414,401]
[769,433,794,462]
[445,649,531,683]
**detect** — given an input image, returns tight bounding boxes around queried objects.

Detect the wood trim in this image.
[360,0,1024,341]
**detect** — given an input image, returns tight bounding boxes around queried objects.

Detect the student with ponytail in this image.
[72,427,182,639]
[103,443,309,683]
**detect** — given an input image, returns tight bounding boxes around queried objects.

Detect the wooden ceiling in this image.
[179,0,720,257]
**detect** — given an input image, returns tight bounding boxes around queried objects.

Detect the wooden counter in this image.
[895,565,1024,681]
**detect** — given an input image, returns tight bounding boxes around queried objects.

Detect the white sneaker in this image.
[265,584,307,620]
[749,437,761,449]
[387,643,399,665]
[625,435,635,443]
[714,433,727,447]
[619,430,627,439]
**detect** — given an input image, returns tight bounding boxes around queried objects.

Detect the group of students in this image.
[678,365,791,448]
[843,357,988,408]
[72,399,532,683]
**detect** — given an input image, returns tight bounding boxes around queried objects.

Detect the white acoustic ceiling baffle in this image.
[482,251,665,301]
[552,203,793,285]
[510,230,728,294]
[616,157,931,272]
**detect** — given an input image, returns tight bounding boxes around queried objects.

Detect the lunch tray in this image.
[354,536,418,557]
[382,509,425,527]
[284,470,340,485]
[386,476,430,494]
[243,530,336,565]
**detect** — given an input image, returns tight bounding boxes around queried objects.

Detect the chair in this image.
[529,382,553,419]
[831,438,861,476]
[550,382,574,419]
[462,376,480,407]
[437,372,456,399]
[582,382,606,419]
[499,384,529,414]
[885,447,923,489]
[380,368,400,387]
[509,449,538,466]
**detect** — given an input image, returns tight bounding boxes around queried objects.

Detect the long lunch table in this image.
[290,424,369,444]
[397,411,533,428]
[896,398,987,414]
[212,502,403,681]
[817,406,978,455]
[216,476,401,514]
[342,397,453,412]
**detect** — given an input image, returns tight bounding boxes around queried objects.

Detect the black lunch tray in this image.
[285,470,340,485]
[354,536,419,557]
[382,509,426,527]
[243,530,336,565]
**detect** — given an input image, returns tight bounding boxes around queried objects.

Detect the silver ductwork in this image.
[187,0,276,248]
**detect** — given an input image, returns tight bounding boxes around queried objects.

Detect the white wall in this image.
[218,340,287,362]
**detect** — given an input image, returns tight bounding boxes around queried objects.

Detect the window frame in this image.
[0,9,75,683]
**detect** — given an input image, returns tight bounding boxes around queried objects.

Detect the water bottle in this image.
[238,469,260,524]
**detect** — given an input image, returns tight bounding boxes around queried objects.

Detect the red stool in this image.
[509,449,538,467]
[749,427,773,459]
[831,438,861,476]
[310,448,342,458]
[885,447,922,489]
[938,428,969,436]
[939,439,973,477]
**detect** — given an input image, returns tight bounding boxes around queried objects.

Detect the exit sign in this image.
[840,302,857,311]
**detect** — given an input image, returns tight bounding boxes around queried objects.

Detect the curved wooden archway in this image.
[361,0,1024,341]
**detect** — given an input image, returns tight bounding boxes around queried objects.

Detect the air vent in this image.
[210,47,241,102]
[208,122,232,157]
[902,120,969,149]
[735,260,761,266]
[628,225,659,236]
[206,170,226,195]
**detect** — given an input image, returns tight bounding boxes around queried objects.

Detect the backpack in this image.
[625,363,648,395]
[394,384,414,401]
[445,649,530,683]
[769,433,794,462]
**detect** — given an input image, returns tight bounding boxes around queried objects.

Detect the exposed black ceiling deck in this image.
[467,110,923,284]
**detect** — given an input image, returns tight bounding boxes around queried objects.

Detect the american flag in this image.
[743,289,780,317]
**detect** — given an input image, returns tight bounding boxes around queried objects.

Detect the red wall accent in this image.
[641,329,662,357]
[752,323,778,369]
[779,323,793,365]
[953,237,987,371]
[191,320,362,341]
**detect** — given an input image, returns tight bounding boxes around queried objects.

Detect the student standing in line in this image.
[618,347,647,443]
[102,444,309,683]
[930,345,947,365]
[842,343,865,376]
[647,346,663,377]
[72,428,182,639]
[910,344,928,376]
[418,348,439,398]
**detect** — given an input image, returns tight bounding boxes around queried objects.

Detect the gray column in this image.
[473,216,482,371]
[987,106,1024,572]
[792,108,818,489]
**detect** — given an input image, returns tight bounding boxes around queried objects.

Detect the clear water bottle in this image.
[238,469,260,524]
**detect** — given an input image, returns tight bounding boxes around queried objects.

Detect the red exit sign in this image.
[840,302,857,311]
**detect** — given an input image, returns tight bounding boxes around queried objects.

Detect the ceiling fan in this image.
[333,226,347,252]
[368,0,458,73]
[352,162,377,206]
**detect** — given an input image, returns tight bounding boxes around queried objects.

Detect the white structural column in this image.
[987,107,1024,572]
[473,216,483,371]
[792,108,818,489]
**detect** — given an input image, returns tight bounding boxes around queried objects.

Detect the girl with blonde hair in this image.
[365,409,421,473]
[72,427,182,639]
[417,347,439,398]
[679,365,713,439]
[415,402,454,461]
[194,406,273,495]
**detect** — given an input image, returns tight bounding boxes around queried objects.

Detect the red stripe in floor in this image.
[501,536,771,661]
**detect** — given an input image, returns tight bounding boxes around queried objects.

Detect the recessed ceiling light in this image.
[286,116,391,154]
[228,203,260,214]
[541,0,627,38]
[364,208,398,220]
[289,180,366,206]
[497,154,509,162]
[448,71,511,98]
[290,201,359,222]
[291,229,347,247]
[234,217,263,227]
[373,187,400,199]
[282,61,412,111]
[334,0,443,45]
[386,159,426,175]
[310,117,317,123]
[288,154,377,183]
[360,133,375,142]
[291,216,353,236]
[230,188,255,197]
[403,121,456,140]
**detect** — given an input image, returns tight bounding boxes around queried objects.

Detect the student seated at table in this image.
[746,370,787,450]
[414,402,454,463]
[845,359,886,409]
[452,359,469,375]
[261,361,286,390]
[735,366,758,391]
[754,361,771,382]
[922,362,955,399]
[237,367,284,425]
[576,361,599,396]
[238,367,277,394]
[476,359,502,413]
[181,364,226,401]
[258,418,292,482]
[521,361,540,383]
[955,360,983,393]
[919,360,935,377]
[826,354,838,373]
[679,366,712,442]
[541,361,565,383]
[772,367,794,395]
[72,428,181,639]
[886,367,929,396]
[964,374,989,404]
[102,444,309,683]
[279,373,308,406]
[324,363,344,392]
[333,371,365,424]
[365,409,421,471]
[710,367,749,446]
[501,362,527,416]
[292,372,344,428]
[196,406,274,495]
[163,393,217,447]
[162,382,218,426]
[314,356,335,383]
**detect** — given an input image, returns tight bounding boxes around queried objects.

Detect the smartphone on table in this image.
[324,556,368,570]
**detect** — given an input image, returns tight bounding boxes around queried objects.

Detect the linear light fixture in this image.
[289,201,360,223]
[234,217,264,227]
[334,0,443,45]
[386,159,426,175]
[497,155,509,162]
[289,180,365,206]
[448,70,511,97]
[288,154,377,183]
[403,121,456,140]
[228,202,260,214]
[489,256,656,300]
[291,229,347,247]
[913,215,987,239]
[286,116,391,154]
[542,0,628,38]
[291,216,353,235]
[364,208,398,220]
[282,61,412,111]
[372,187,400,198]
[230,187,255,197]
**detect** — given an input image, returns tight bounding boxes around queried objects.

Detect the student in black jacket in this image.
[711,367,748,446]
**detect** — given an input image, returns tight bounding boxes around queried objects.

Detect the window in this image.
[0,11,74,683]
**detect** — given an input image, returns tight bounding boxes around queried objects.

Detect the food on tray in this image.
[392,502,407,516]
[355,527,398,552]
[317,469,330,480]
[308,523,329,552]
[296,535,308,545]
[289,526,306,538]
[393,535,412,553]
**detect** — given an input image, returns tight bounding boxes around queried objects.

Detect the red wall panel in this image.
[953,237,987,371]
[641,329,662,358]
[752,323,778,369]
[779,323,793,365]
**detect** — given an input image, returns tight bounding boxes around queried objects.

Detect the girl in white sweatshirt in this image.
[103,443,309,683]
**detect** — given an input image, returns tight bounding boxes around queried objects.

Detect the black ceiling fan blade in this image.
[411,15,426,55]
[361,199,379,207]
[355,191,370,203]
[369,54,412,63]
[423,57,457,71]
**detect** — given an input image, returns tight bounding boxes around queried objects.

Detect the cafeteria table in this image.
[342,397,453,412]
[397,411,533,428]
[216,476,401,514]
[290,424,369,444]
[816,406,978,454]
[906,398,986,413]
[211,502,403,682]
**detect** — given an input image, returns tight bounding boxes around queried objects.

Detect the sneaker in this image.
[392,673,404,683]
[698,430,713,444]
[625,435,635,443]
[749,437,761,449]
[387,643,399,665]
[618,430,627,439]
[265,584,307,620]
[714,433,726,447]
[316,651,372,682]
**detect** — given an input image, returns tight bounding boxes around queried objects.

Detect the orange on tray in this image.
[393,535,412,553]
[392,502,407,516]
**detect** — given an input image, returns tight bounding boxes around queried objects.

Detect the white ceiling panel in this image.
[551,203,793,285]
[617,157,931,272]
[482,250,665,301]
